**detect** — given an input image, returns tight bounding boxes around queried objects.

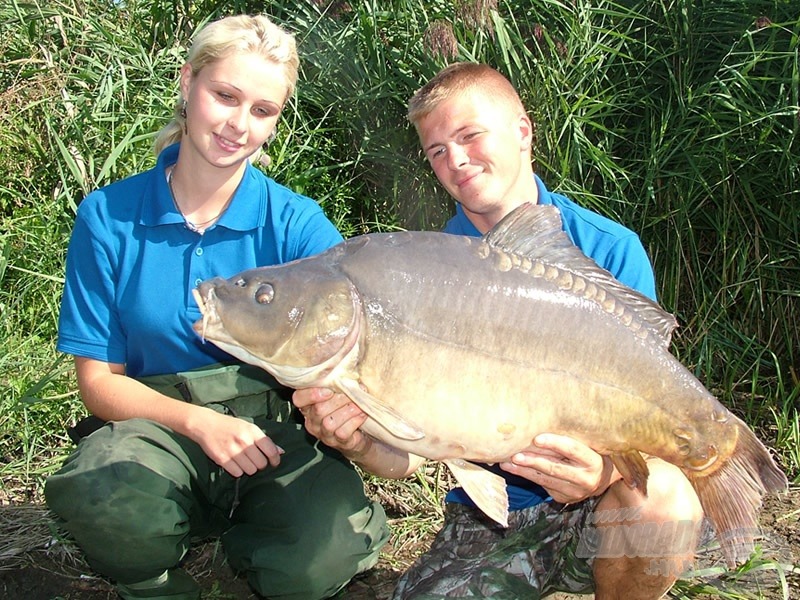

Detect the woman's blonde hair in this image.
[154,14,299,155]
[407,62,525,129]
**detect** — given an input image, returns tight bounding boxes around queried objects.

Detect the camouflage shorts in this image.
[391,498,600,599]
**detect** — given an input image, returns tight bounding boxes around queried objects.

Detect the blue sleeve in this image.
[291,207,344,260]
[599,235,657,301]
[57,195,127,363]
[263,177,344,263]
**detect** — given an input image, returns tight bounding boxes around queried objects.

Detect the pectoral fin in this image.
[337,378,425,441]
[610,450,650,495]
[444,459,509,527]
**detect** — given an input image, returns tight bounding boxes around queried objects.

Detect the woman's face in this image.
[180,52,288,170]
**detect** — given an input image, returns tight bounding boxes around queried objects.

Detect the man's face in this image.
[416,89,534,232]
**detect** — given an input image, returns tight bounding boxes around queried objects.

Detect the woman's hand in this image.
[190,410,284,477]
[499,433,617,504]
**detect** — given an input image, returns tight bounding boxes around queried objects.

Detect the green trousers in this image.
[45,364,389,600]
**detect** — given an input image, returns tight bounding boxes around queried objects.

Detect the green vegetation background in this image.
[1,0,798,504]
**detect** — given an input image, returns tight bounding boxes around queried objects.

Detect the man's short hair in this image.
[407,62,525,127]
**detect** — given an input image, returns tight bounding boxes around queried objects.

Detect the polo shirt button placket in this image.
[191,242,205,291]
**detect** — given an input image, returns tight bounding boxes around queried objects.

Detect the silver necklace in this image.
[167,167,231,233]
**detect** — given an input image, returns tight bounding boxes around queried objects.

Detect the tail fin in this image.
[689,416,788,567]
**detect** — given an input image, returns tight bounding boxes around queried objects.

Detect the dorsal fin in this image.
[484,203,677,347]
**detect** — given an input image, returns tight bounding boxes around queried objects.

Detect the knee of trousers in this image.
[238,501,389,600]
[45,419,192,530]
[44,427,201,583]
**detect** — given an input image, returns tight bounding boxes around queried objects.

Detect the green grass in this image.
[1,0,798,596]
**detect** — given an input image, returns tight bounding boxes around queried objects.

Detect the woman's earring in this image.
[263,128,278,149]
[180,100,188,134]
[259,129,277,168]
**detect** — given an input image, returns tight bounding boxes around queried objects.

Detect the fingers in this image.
[210,389,369,478]
[305,401,368,451]
[254,436,285,467]
[292,386,333,411]
[532,433,597,464]
[499,433,608,503]
[293,388,367,447]
[202,417,285,478]
[321,404,368,443]
[499,459,590,503]
[222,440,284,477]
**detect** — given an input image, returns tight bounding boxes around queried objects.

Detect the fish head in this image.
[192,261,361,387]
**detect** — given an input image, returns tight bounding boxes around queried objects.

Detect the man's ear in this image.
[518,113,535,150]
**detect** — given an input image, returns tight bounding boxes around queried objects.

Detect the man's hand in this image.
[499,433,617,503]
[292,387,372,459]
[191,410,284,477]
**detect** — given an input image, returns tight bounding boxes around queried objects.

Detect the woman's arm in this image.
[75,356,284,477]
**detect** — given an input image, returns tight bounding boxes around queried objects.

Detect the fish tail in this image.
[688,418,788,568]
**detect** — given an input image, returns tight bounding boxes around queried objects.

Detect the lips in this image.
[214,132,245,152]
[455,171,481,189]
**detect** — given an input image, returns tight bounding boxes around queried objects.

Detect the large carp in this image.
[192,203,787,567]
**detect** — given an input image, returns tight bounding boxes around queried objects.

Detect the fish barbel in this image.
[192,203,787,567]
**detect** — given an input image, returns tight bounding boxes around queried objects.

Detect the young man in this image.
[294,63,703,599]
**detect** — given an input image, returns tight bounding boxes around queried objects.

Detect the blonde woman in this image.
[46,14,387,600]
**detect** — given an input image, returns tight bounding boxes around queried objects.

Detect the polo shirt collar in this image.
[533,174,553,206]
[140,143,265,232]
[451,174,552,235]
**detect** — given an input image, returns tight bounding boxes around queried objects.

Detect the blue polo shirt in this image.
[443,174,657,510]
[57,144,343,377]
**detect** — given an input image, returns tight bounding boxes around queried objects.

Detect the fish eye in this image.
[256,284,274,304]
[234,278,246,287]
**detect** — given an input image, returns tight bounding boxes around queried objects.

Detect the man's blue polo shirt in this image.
[57,144,343,377]
[443,174,657,510]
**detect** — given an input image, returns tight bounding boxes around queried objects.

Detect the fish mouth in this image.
[192,287,218,341]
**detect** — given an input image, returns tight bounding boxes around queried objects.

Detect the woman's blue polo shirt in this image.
[57,144,343,377]
[443,174,658,510]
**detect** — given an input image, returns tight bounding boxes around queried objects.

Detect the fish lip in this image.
[192,286,217,341]
[192,287,206,313]
[685,446,720,472]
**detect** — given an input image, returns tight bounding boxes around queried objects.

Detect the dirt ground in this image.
[1,487,798,600]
